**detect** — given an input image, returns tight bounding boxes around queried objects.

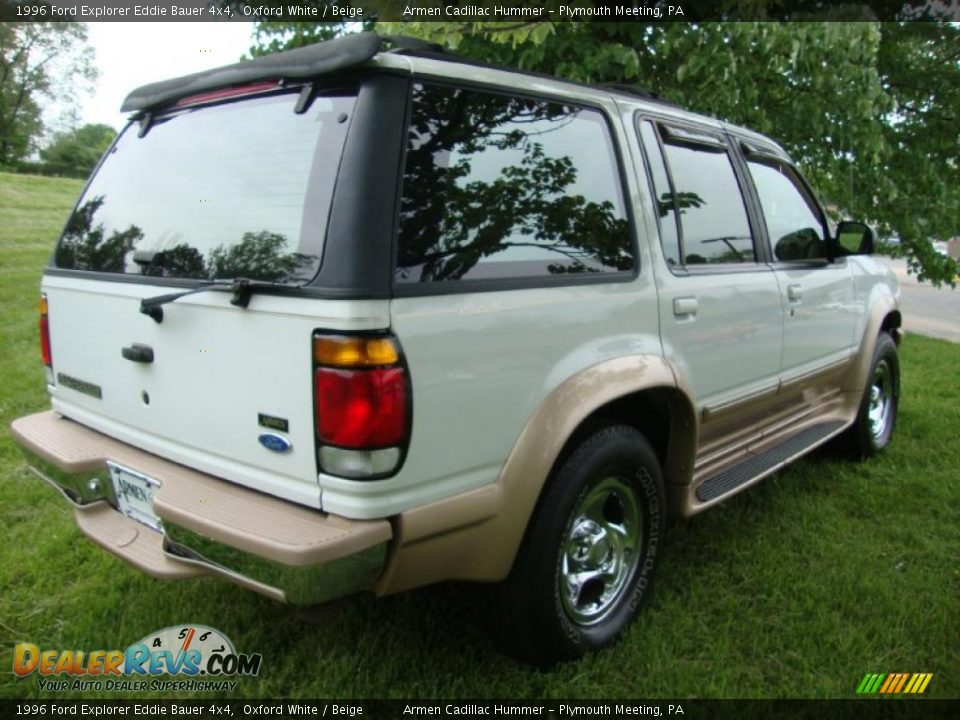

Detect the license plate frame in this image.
[107,462,162,532]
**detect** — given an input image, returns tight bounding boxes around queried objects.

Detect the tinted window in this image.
[747,160,827,261]
[55,91,356,284]
[639,121,681,267]
[396,84,633,283]
[662,140,755,264]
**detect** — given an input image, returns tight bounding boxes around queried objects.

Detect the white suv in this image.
[11,34,901,665]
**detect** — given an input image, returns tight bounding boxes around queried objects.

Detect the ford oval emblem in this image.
[258,433,292,454]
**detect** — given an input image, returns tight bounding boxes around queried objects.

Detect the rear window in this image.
[54,89,356,284]
[396,83,633,285]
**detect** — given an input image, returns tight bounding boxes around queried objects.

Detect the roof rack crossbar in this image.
[380,35,447,54]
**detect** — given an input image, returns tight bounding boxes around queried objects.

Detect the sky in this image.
[74,23,256,132]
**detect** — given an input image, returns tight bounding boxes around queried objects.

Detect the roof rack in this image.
[380,35,447,54]
[392,47,679,109]
[603,83,661,101]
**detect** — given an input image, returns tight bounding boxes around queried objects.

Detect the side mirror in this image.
[836,221,875,255]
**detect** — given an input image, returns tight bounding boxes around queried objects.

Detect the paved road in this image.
[878,258,959,342]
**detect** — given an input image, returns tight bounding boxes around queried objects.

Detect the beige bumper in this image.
[10,410,392,605]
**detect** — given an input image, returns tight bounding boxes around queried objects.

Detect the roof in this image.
[120,30,787,159]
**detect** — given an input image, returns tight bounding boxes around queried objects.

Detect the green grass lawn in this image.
[0,171,957,700]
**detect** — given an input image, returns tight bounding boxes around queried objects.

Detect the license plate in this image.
[108,462,162,532]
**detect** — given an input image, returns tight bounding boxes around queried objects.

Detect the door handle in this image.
[787,284,803,302]
[121,343,154,363]
[673,297,699,316]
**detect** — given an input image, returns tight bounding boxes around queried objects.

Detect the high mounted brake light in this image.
[174,80,280,108]
[312,333,411,479]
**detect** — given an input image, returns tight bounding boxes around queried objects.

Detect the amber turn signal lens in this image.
[313,336,399,367]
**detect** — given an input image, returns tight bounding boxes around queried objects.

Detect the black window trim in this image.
[634,112,767,274]
[390,76,641,298]
[725,130,775,267]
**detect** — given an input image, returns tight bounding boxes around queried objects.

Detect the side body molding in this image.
[375,355,697,595]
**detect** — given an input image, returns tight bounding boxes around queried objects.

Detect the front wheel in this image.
[845,332,900,457]
[489,424,665,666]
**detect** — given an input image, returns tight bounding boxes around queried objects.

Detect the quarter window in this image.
[396,84,633,284]
[747,159,827,261]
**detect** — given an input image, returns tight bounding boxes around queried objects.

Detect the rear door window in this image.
[661,138,756,265]
[639,121,758,267]
[55,89,356,284]
[396,83,634,285]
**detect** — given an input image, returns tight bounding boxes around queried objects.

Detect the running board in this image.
[696,421,845,503]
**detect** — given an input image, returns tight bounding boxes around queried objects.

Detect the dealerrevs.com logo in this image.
[12,625,262,692]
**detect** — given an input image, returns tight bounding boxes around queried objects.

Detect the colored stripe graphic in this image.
[879,674,895,693]
[857,672,933,694]
[893,673,909,693]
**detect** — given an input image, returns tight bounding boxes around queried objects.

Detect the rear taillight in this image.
[313,333,411,479]
[39,294,52,367]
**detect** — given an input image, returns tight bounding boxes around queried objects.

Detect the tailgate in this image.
[44,275,389,507]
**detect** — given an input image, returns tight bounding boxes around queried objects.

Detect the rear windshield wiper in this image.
[140,278,283,323]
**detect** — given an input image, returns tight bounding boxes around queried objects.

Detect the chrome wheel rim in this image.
[867,359,894,441]
[559,476,642,626]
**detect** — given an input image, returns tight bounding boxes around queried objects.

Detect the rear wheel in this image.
[845,332,900,457]
[490,424,665,666]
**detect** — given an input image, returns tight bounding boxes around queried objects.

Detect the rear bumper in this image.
[10,410,392,605]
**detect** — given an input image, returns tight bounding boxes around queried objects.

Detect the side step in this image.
[696,421,845,502]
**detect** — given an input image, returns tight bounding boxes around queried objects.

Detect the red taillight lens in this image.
[315,367,406,449]
[39,295,52,367]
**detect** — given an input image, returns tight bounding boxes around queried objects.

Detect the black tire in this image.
[489,424,665,666]
[844,332,900,458]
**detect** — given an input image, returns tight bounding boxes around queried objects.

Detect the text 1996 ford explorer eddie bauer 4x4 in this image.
[11,33,901,665]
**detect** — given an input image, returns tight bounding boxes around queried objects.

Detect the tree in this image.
[208,231,314,282]
[249,20,959,285]
[40,123,116,177]
[0,22,98,167]
[55,196,143,273]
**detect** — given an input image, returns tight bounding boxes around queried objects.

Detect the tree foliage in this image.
[40,123,115,178]
[56,196,143,274]
[251,20,959,284]
[57,195,312,283]
[0,22,98,167]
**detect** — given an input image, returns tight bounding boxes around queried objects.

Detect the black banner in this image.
[2,0,959,23]
[1,700,960,720]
